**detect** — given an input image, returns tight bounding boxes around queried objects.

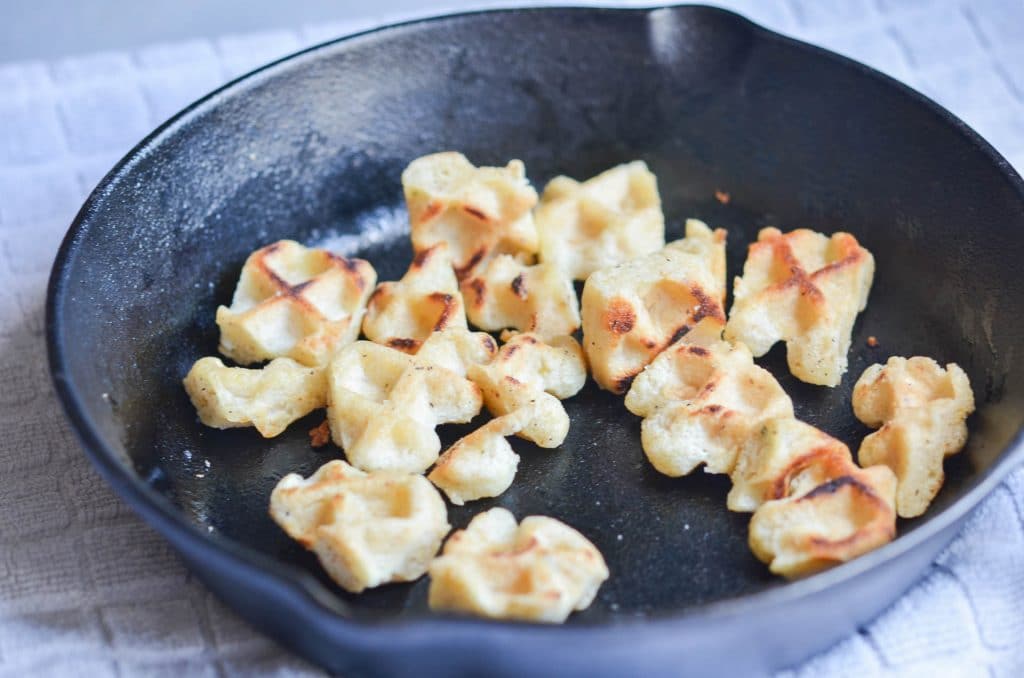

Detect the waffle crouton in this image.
[625,319,793,477]
[725,228,874,387]
[326,341,482,474]
[730,418,862,512]
[535,161,664,280]
[582,219,727,394]
[853,356,975,518]
[403,152,538,279]
[428,414,523,505]
[216,240,376,367]
[362,244,467,353]
[183,357,326,437]
[737,419,897,577]
[461,256,580,340]
[428,508,608,623]
[415,327,497,377]
[467,333,587,448]
[748,464,897,578]
[270,460,450,593]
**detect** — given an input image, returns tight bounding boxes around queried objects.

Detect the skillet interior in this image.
[49,4,1024,633]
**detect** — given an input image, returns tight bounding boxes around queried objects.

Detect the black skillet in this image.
[46,5,1024,677]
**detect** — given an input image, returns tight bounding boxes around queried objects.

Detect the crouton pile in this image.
[183,152,974,621]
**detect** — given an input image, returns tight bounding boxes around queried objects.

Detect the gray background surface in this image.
[1,1,1022,676]
[0,0,506,61]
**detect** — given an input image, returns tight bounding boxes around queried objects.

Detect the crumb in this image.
[867,336,879,348]
[714,190,730,205]
[309,420,331,448]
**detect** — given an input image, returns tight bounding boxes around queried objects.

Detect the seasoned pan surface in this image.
[47,6,1024,676]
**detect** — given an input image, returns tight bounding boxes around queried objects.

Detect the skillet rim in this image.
[46,2,1024,643]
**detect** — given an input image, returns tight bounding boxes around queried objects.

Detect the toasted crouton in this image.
[626,320,793,478]
[183,356,326,437]
[467,333,586,448]
[270,460,450,592]
[362,243,467,353]
[730,418,859,512]
[535,161,664,280]
[415,327,497,377]
[461,256,580,341]
[725,228,874,387]
[216,240,376,367]
[428,507,608,622]
[748,464,897,578]
[403,152,538,279]
[853,356,975,518]
[428,415,522,505]
[326,341,482,474]
[582,219,727,394]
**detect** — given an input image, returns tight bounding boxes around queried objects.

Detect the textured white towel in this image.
[1,1,1022,675]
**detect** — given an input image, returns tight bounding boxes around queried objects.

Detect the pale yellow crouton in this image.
[582,219,727,394]
[414,327,497,377]
[216,240,376,367]
[725,228,874,387]
[183,356,326,438]
[362,244,467,353]
[428,507,608,623]
[728,418,860,512]
[748,464,897,578]
[736,419,898,578]
[402,152,538,279]
[428,415,522,506]
[535,161,665,280]
[326,341,482,474]
[467,333,587,448]
[852,356,975,518]
[461,256,580,341]
[270,460,450,593]
[626,321,793,478]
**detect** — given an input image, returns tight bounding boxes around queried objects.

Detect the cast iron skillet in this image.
[47,5,1024,677]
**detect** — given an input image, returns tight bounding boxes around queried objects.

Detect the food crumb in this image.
[616,534,623,541]
[714,190,730,204]
[867,335,879,348]
[309,420,331,447]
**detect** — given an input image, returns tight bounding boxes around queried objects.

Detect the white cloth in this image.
[1,1,1022,675]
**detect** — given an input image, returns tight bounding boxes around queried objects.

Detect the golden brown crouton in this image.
[428,508,608,622]
[725,228,874,387]
[853,356,975,518]
[216,240,376,367]
[582,220,727,394]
